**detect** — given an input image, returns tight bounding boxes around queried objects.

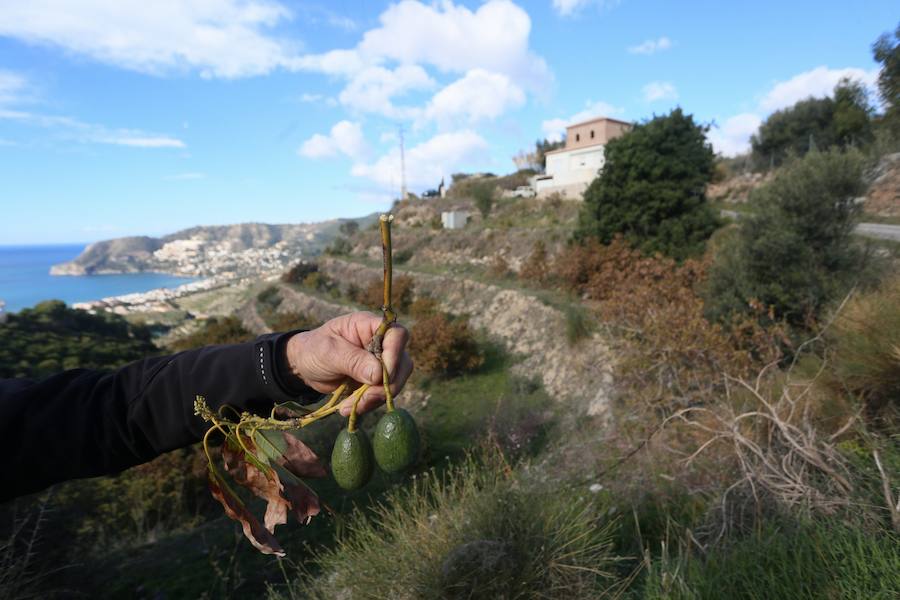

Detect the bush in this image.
[471,181,495,219]
[575,108,720,260]
[281,261,318,284]
[266,311,319,332]
[410,312,484,377]
[706,148,867,327]
[283,456,617,600]
[324,236,352,256]
[169,316,252,351]
[0,300,156,378]
[359,274,415,313]
[518,240,550,286]
[828,278,900,417]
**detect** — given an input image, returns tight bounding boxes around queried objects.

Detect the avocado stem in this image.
[347,384,369,433]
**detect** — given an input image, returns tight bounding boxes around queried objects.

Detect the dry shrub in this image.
[360,274,415,312]
[518,240,550,285]
[409,295,440,319]
[410,313,483,377]
[556,237,785,414]
[827,278,900,419]
[487,254,511,279]
[281,261,318,284]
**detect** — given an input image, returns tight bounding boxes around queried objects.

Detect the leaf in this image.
[274,464,322,525]
[207,468,285,557]
[222,437,290,533]
[258,429,328,479]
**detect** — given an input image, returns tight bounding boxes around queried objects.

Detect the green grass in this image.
[861,213,900,226]
[638,519,900,600]
[278,455,619,600]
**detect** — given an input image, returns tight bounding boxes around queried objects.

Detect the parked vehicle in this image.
[511,185,536,198]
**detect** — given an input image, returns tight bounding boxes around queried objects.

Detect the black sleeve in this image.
[0,331,320,503]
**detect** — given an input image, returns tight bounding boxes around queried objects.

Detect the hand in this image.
[284,312,413,416]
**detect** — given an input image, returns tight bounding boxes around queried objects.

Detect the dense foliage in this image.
[706,148,867,327]
[409,311,484,377]
[751,79,874,167]
[873,23,900,135]
[168,316,253,352]
[0,300,156,378]
[575,108,719,260]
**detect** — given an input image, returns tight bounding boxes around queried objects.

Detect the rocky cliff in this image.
[51,217,376,277]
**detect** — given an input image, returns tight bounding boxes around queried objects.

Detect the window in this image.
[590,130,595,139]
[575,133,580,142]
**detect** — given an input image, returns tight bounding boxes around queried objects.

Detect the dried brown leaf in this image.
[208,469,285,557]
[223,438,291,533]
[280,432,328,479]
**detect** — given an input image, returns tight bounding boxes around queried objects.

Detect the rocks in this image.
[866,152,900,217]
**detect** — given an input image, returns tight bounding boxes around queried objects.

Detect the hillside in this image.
[50,217,378,278]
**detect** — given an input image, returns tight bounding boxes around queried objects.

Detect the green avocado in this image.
[331,428,374,490]
[373,408,420,473]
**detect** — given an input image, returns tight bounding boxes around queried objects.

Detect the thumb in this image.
[337,340,382,385]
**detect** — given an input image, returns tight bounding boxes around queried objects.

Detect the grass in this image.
[278,454,619,600]
[861,213,900,226]
[637,519,900,599]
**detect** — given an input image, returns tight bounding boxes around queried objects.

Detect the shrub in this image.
[410,313,484,377]
[518,240,550,286]
[324,236,352,256]
[360,274,415,313]
[169,316,252,351]
[0,301,156,378]
[828,278,900,417]
[283,456,617,600]
[575,108,720,260]
[266,311,319,333]
[471,181,495,219]
[408,295,440,319]
[281,261,318,284]
[705,148,867,327]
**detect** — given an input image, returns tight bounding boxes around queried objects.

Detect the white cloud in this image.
[628,36,672,55]
[541,100,625,141]
[552,0,620,17]
[338,65,434,118]
[292,0,550,91]
[0,0,299,78]
[706,113,762,157]
[0,106,186,149]
[643,81,678,102]
[298,93,322,103]
[423,69,526,127]
[351,130,488,189]
[0,69,28,105]
[299,120,367,159]
[759,65,879,112]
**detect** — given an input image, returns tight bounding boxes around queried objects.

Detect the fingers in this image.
[334,337,382,385]
[380,324,409,376]
[339,351,413,416]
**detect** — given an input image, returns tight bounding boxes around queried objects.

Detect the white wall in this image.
[545,145,605,188]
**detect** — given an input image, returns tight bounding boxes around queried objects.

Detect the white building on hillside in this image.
[535,117,632,199]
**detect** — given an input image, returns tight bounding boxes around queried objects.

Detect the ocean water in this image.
[0,244,197,312]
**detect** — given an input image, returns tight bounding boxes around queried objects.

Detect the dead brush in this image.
[662,358,859,542]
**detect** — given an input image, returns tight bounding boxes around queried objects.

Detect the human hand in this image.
[284,312,413,416]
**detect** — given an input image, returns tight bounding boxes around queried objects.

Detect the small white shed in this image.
[441,211,469,229]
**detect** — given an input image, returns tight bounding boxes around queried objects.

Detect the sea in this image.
[0,244,197,313]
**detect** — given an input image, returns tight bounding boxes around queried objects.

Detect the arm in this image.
[0,312,412,503]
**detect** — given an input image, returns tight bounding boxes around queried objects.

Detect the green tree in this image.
[873,23,900,135]
[751,79,873,167]
[706,148,867,327]
[471,181,495,219]
[575,108,719,260]
[832,78,874,146]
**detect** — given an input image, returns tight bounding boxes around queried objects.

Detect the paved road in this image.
[720,210,900,242]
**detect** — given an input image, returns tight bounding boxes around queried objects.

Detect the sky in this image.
[0,0,896,244]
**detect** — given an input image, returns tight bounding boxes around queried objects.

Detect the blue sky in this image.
[0,0,895,244]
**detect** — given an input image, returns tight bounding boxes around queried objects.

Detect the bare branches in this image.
[873,449,900,533]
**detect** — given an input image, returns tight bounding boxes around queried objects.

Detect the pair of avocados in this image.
[331,408,420,490]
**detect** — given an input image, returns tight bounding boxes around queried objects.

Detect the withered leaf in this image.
[208,468,285,557]
[222,437,290,533]
[274,464,321,525]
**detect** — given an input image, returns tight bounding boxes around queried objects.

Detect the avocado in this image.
[373,408,420,473]
[331,428,374,490]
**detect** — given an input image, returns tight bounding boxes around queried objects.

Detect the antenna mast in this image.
[399,126,407,201]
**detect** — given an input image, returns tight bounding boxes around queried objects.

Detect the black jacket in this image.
[0,331,319,503]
